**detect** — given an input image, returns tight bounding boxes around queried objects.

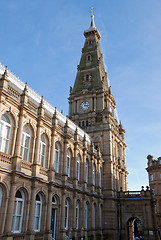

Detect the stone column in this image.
[46,188,52,232]
[48,129,56,181]
[4,177,16,233]
[12,108,24,170]
[27,185,36,233]
[32,119,41,176]
[62,138,68,184]
[82,148,87,190]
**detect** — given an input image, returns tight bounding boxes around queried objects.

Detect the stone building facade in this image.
[0,14,158,240]
[147,155,161,236]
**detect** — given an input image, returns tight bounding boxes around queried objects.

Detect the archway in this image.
[127,217,143,240]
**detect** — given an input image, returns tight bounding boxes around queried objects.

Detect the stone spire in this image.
[71,13,108,95]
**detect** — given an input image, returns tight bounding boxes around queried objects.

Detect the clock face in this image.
[80,101,89,111]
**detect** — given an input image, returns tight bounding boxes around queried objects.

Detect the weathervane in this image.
[89,7,95,16]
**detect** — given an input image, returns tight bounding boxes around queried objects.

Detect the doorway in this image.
[127,217,143,240]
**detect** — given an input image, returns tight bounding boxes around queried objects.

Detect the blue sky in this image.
[1,0,161,190]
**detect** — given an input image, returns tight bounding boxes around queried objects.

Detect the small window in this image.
[82,121,84,127]
[150,174,154,181]
[86,74,89,82]
[88,40,92,47]
[78,122,81,127]
[86,121,88,127]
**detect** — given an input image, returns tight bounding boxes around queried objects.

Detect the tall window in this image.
[85,160,88,183]
[66,149,71,177]
[34,193,42,232]
[0,113,11,154]
[39,134,47,168]
[85,203,88,229]
[150,174,154,181]
[65,199,69,230]
[77,155,80,181]
[76,201,79,229]
[12,190,24,233]
[54,142,60,173]
[93,204,96,229]
[20,125,31,161]
[93,164,96,185]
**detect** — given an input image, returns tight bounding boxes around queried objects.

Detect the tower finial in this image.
[89,7,94,17]
[89,7,95,29]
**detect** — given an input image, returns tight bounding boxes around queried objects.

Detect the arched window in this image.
[85,203,88,229]
[12,189,24,233]
[64,199,69,230]
[76,201,79,229]
[85,160,88,183]
[77,155,80,181]
[93,204,96,229]
[39,134,47,168]
[54,142,60,173]
[66,149,71,177]
[93,163,96,185]
[0,187,2,208]
[52,196,57,205]
[20,125,31,161]
[0,113,11,154]
[34,193,42,232]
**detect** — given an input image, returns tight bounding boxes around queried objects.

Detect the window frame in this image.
[54,142,60,173]
[39,134,47,168]
[0,113,12,154]
[12,190,24,233]
[64,199,69,230]
[66,149,71,177]
[76,201,79,230]
[34,193,42,232]
[77,156,80,181]
[20,125,31,162]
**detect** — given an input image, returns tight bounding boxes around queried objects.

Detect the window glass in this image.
[12,190,24,233]
[54,142,60,173]
[39,135,47,168]
[20,125,31,161]
[93,164,96,185]
[65,199,69,230]
[85,161,88,183]
[77,156,80,181]
[85,203,88,229]
[76,201,79,229]
[34,193,42,232]
[66,149,71,177]
[0,113,11,154]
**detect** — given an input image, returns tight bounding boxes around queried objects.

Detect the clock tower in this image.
[69,14,128,195]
